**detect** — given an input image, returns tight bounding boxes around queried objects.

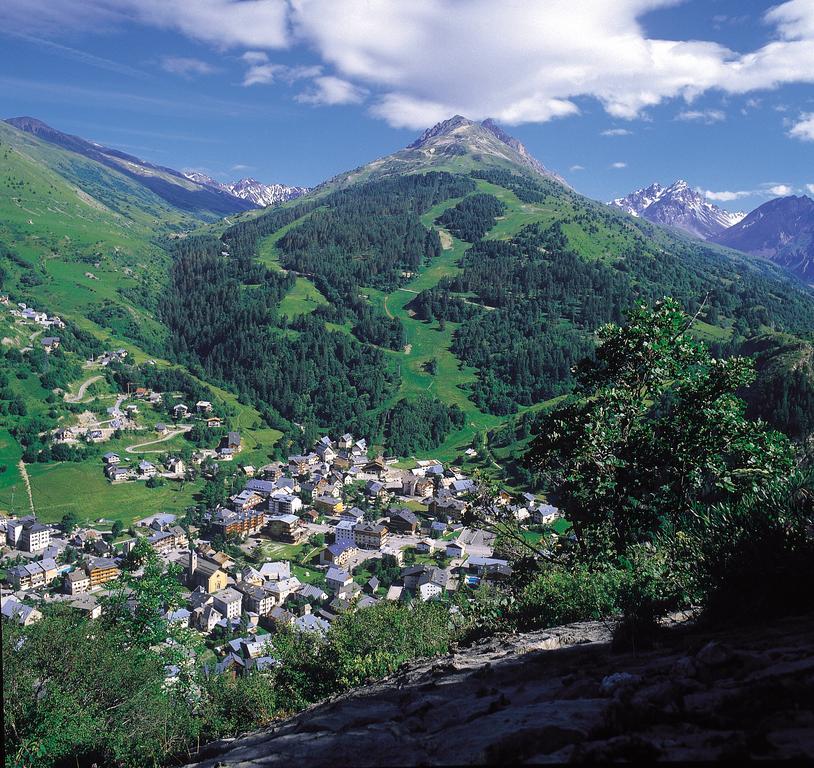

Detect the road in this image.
[124,425,192,454]
[64,375,103,403]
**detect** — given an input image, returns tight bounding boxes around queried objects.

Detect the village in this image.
[0,412,561,677]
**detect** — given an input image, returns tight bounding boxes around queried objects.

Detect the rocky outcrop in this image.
[186,613,814,765]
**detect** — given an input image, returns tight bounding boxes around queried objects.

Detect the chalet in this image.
[218,447,234,461]
[387,508,419,534]
[430,520,448,539]
[41,336,60,352]
[208,507,265,538]
[226,431,241,451]
[106,465,131,482]
[1,597,42,626]
[362,458,387,478]
[258,562,291,581]
[64,568,91,595]
[125,404,139,417]
[212,588,243,620]
[133,387,149,399]
[320,543,356,567]
[166,456,185,475]
[415,538,438,554]
[446,540,466,559]
[533,503,561,525]
[172,403,189,419]
[268,493,302,517]
[299,583,329,603]
[339,506,365,524]
[334,520,356,548]
[314,495,344,516]
[244,478,275,496]
[85,557,120,587]
[102,451,120,465]
[450,478,475,496]
[364,576,379,595]
[147,530,176,553]
[155,423,168,435]
[196,400,213,413]
[229,489,264,513]
[206,416,222,428]
[88,430,104,442]
[266,576,301,603]
[402,475,434,497]
[238,584,275,616]
[54,427,75,443]
[266,513,307,544]
[338,433,354,450]
[137,460,157,478]
[364,480,387,499]
[9,558,58,591]
[325,567,353,594]
[269,606,296,629]
[353,522,390,550]
[7,518,52,553]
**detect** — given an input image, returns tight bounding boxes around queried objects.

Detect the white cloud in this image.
[161,56,215,77]
[610,161,627,169]
[768,184,794,196]
[806,183,814,195]
[570,164,585,171]
[675,109,725,123]
[243,61,321,86]
[601,128,632,136]
[703,189,753,202]
[241,50,269,65]
[5,0,814,129]
[789,113,814,141]
[296,75,366,106]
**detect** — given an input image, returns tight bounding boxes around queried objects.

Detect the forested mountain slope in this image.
[157,118,814,461]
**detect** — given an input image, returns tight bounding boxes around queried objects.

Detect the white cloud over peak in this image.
[768,183,794,196]
[703,189,753,202]
[601,128,632,136]
[4,0,814,129]
[807,183,814,195]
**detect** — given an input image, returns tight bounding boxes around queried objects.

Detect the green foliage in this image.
[528,298,795,554]
[436,192,505,242]
[384,395,465,455]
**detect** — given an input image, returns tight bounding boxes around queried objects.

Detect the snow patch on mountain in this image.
[610,180,745,239]
[183,172,309,207]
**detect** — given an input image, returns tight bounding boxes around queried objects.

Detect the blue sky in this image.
[1,0,813,211]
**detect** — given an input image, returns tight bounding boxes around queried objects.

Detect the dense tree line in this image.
[383,395,466,455]
[435,193,505,241]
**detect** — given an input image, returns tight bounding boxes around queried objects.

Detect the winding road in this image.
[124,425,192,454]
[65,375,103,403]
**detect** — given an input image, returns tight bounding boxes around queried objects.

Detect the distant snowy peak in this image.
[610,180,745,239]
[227,178,309,207]
[183,172,309,207]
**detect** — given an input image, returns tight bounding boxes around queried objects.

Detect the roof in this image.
[390,509,418,524]
[294,613,330,634]
[326,567,351,582]
[213,587,243,604]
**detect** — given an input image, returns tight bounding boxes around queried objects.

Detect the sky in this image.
[1,0,813,211]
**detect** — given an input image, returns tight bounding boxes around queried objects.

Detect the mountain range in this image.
[2,111,814,473]
[609,180,745,239]
[712,195,814,284]
[182,171,309,208]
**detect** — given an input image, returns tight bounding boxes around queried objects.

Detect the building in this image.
[314,495,344,516]
[266,514,306,544]
[353,522,390,550]
[259,561,291,581]
[102,451,120,465]
[1,596,43,626]
[41,336,60,352]
[227,431,241,450]
[266,576,301,604]
[268,493,302,517]
[173,403,189,419]
[334,520,356,549]
[208,507,265,538]
[320,543,356,567]
[64,569,92,595]
[187,550,228,593]
[8,558,58,590]
[196,400,213,413]
[339,506,365,524]
[238,584,275,616]
[229,489,265,513]
[446,540,466,559]
[213,587,243,620]
[325,567,353,594]
[137,460,157,479]
[85,557,121,587]
[19,520,52,553]
[387,508,419,534]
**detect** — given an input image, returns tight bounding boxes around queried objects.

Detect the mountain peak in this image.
[404,115,565,184]
[610,180,745,239]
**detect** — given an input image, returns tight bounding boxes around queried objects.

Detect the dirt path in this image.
[17,460,35,515]
[124,426,191,454]
[65,375,103,403]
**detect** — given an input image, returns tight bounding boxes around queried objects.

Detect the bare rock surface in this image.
[186,613,814,766]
